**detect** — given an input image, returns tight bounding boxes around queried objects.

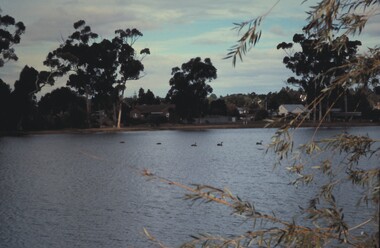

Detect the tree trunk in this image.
[113,103,117,127]
[116,88,125,129]
[85,91,91,128]
[117,102,122,128]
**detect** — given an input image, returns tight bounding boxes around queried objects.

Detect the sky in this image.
[1,0,379,98]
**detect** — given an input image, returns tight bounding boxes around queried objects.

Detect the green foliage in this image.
[43,21,150,128]
[209,99,227,116]
[266,87,303,111]
[254,109,268,121]
[166,57,217,122]
[45,20,114,97]
[0,9,25,68]
[0,79,11,130]
[137,87,160,105]
[6,66,39,131]
[38,87,87,129]
[224,0,280,66]
[278,33,362,122]
[111,28,150,128]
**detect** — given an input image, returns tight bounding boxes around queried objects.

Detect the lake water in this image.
[0,126,379,247]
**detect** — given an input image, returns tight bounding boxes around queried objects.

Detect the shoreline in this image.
[2,121,379,136]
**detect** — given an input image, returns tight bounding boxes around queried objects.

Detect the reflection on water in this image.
[0,127,378,247]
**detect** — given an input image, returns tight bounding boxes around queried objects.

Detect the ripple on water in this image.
[0,127,379,247]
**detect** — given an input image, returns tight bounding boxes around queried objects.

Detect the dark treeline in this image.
[1,10,379,133]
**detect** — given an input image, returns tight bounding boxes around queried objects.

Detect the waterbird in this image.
[120,141,125,143]
[256,140,263,145]
[191,142,197,147]
[217,142,223,146]
[156,142,161,145]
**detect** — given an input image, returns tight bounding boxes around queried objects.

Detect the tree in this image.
[0,79,11,130]
[166,57,217,122]
[0,9,25,69]
[8,66,40,130]
[223,93,255,109]
[0,9,26,131]
[112,28,150,128]
[137,87,159,105]
[209,98,227,116]
[277,33,362,121]
[267,87,303,111]
[44,20,102,127]
[38,87,86,129]
[145,1,379,247]
[208,93,218,102]
[44,22,150,128]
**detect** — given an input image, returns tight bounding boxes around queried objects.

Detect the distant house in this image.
[278,104,309,118]
[237,107,248,115]
[130,104,175,120]
[374,102,380,110]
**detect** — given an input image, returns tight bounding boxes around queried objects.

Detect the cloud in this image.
[2,0,378,98]
[189,27,236,46]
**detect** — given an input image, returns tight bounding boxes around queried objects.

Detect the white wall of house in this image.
[278,104,308,116]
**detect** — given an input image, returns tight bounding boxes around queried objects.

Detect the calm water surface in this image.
[0,127,379,247]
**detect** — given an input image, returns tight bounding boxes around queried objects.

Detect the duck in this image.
[256,140,263,145]
[156,142,162,145]
[217,142,223,146]
[191,142,197,147]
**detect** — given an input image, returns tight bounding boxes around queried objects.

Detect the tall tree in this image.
[0,79,11,130]
[44,20,102,126]
[277,33,362,121]
[44,22,150,128]
[166,57,217,122]
[112,28,150,128]
[8,66,40,130]
[0,9,25,69]
[44,20,130,127]
[0,9,27,130]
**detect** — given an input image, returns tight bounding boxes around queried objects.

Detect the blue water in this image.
[0,127,378,247]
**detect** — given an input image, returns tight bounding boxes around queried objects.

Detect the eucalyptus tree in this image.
[43,20,101,126]
[0,9,54,97]
[166,57,217,122]
[44,22,149,128]
[277,34,362,121]
[0,9,25,69]
[44,21,121,126]
[145,1,380,247]
[112,28,150,128]
[0,9,26,130]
